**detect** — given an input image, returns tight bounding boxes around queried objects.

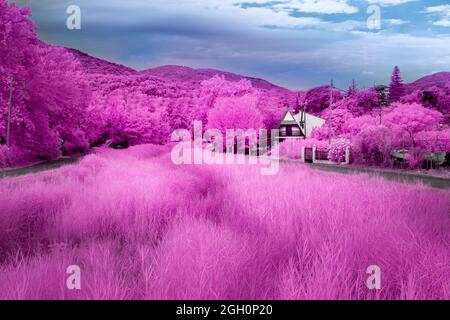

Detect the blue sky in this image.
[12,0,450,90]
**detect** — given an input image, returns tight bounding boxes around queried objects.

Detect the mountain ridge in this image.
[406,72,450,92]
[66,46,450,95]
[66,48,292,93]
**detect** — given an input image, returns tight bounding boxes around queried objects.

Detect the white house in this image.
[277,110,325,139]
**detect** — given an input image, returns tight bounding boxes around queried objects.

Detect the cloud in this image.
[10,0,450,89]
[385,19,408,26]
[433,19,450,27]
[365,0,418,6]
[424,4,450,27]
[423,5,450,13]
[266,0,359,14]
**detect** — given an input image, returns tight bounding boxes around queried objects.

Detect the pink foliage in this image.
[337,89,380,117]
[352,125,395,166]
[328,138,351,163]
[0,1,89,163]
[0,145,449,300]
[305,85,344,113]
[384,102,444,146]
[389,66,406,103]
[416,129,450,153]
[207,94,265,133]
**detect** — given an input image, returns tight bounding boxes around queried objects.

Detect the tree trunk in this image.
[6,78,14,148]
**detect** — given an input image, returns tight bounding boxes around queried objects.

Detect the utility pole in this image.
[374,85,388,125]
[0,93,2,144]
[328,79,333,145]
[6,78,14,148]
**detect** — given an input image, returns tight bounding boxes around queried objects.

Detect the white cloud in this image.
[365,0,418,6]
[269,0,358,15]
[385,19,408,25]
[424,4,450,27]
[433,19,450,27]
[424,5,450,14]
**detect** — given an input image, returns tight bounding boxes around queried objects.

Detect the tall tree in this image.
[347,79,357,97]
[388,66,406,103]
[207,94,264,135]
[384,102,443,147]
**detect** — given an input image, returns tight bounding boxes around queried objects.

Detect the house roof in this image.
[278,110,303,127]
[279,110,325,127]
[293,112,325,124]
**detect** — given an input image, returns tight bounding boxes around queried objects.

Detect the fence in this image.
[301,145,350,165]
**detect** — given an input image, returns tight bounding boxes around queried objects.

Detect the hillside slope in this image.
[407,72,450,92]
[142,65,288,91]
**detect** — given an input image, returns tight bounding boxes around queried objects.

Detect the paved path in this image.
[269,156,450,189]
[0,156,83,180]
[306,162,450,189]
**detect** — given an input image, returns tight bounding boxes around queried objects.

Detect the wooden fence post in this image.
[301,146,305,163]
[312,145,317,163]
[345,146,350,164]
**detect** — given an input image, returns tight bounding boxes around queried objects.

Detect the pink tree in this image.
[198,75,253,124]
[388,66,406,103]
[421,86,450,116]
[93,88,157,147]
[342,89,380,116]
[0,0,38,149]
[207,94,264,134]
[416,128,450,153]
[304,85,343,114]
[347,79,357,97]
[384,102,444,147]
[29,45,91,155]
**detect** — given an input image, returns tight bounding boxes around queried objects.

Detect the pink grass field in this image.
[0,144,449,300]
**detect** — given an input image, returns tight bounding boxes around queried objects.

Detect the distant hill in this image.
[67,48,291,92]
[406,72,450,92]
[66,48,136,76]
[65,48,292,94]
[141,65,288,91]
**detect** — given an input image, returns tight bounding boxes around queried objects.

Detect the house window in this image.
[280,126,287,136]
[292,126,301,136]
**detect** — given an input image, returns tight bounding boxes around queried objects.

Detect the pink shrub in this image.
[416,129,450,153]
[328,138,351,163]
[0,145,29,168]
[352,125,395,166]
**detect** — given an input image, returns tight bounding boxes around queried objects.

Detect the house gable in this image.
[278,110,325,139]
[282,111,295,122]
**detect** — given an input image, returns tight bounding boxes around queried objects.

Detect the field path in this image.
[0,156,83,180]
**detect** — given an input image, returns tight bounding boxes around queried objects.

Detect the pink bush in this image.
[0,145,29,168]
[352,125,395,166]
[328,138,351,163]
[416,129,450,153]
